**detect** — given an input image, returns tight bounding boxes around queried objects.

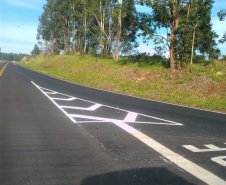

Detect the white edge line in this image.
[112,120,226,185]
[31,81,226,184]
[31,81,76,123]
[30,83,182,126]
[16,64,226,115]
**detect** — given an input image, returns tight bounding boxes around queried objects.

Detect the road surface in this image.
[0,62,225,185]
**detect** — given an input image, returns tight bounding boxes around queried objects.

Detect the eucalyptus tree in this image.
[37,0,62,55]
[37,0,138,59]
[139,0,182,70]
[139,0,217,70]
[85,0,138,60]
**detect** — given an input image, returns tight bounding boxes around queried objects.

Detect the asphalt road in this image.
[0,62,225,185]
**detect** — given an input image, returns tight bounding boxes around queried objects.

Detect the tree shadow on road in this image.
[80,167,196,185]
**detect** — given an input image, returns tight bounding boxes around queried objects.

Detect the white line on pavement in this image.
[211,156,226,167]
[31,81,76,123]
[31,81,226,184]
[46,92,58,94]
[33,82,182,126]
[112,121,226,185]
[183,144,226,152]
[124,112,138,122]
[60,104,102,111]
[51,97,76,101]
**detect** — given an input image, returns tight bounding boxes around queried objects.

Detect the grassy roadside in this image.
[18,54,226,113]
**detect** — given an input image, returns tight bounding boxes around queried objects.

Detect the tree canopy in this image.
[36,0,222,69]
[37,0,139,60]
[31,44,41,56]
[0,52,28,61]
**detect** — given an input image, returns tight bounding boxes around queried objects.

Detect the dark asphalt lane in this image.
[0,62,225,185]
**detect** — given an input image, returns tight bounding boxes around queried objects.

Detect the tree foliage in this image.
[0,52,28,61]
[37,0,139,60]
[31,44,41,56]
[36,0,221,68]
[138,0,219,70]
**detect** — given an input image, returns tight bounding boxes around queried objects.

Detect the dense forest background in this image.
[0,52,28,61]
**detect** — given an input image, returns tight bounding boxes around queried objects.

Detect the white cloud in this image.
[5,0,46,11]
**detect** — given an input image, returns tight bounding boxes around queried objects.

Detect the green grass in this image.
[18,54,226,113]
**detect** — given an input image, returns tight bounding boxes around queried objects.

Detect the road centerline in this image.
[0,62,9,77]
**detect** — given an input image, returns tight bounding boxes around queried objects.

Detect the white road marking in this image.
[70,114,117,122]
[52,97,76,101]
[113,121,226,185]
[46,92,58,94]
[32,81,181,126]
[61,104,102,111]
[211,156,226,166]
[183,143,226,152]
[32,81,226,184]
[87,104,102,110]
[124,112,138,122]
[31,81,76,123]
[69,114,172,125]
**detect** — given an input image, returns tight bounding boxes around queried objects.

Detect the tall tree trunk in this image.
[115,0,122,61]
[190,25,196,72]
[100,0,105,58]
[108,1,115,56]
[50,36,54,56]
[190,0,198,72]
[72,0,76,53]
[83,0,87,53]
[179,0,191,68]
[170,0,176,71]
[64,18,69,55]
[68,19,70,54]
[84,10,87,53]
[175,0,180,69]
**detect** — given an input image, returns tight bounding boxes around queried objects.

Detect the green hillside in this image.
[19,54,226,113]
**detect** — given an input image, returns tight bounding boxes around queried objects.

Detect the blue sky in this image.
[0,0,225,56]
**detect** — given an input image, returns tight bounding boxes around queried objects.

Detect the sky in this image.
[0,0,225,56]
